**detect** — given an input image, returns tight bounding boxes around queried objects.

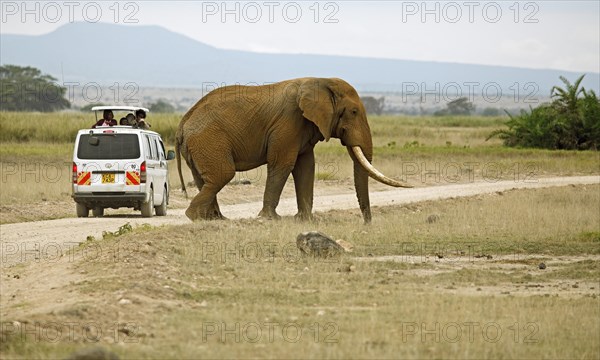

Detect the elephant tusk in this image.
[352,146,413,188]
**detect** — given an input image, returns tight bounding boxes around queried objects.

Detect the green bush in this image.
[488,75,600,150]
[0,65,70,112]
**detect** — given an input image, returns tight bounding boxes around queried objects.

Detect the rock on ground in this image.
[296,231,346,257]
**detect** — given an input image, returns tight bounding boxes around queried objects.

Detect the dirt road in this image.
[1,176,598,267]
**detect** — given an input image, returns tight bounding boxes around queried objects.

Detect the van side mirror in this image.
[166,150,175,160]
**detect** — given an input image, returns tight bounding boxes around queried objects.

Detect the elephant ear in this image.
[298,79,337,141]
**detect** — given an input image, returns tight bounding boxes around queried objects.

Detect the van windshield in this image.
[77,134,141,160]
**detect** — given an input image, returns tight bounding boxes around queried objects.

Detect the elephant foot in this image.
[185,206,226,221]
[294,212,314,222]
[258,208,281,220]
[210,203,226,220]
[211,209,226,220]
[185,207,198,221]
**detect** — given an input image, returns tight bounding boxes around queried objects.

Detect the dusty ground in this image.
[356,254,599,298]
[0,178,361,225]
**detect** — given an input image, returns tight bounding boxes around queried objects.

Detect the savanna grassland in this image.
[0,112,598,222]
[0,111,599,359]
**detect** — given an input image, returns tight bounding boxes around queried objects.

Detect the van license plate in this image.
[102,174,115,183]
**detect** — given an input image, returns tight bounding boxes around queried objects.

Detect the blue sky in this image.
[2,1,599,72]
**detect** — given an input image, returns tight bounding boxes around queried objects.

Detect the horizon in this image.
[1,1,598,74]
[3,20,599,76]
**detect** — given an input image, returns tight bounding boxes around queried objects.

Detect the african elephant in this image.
[175,77,411,223]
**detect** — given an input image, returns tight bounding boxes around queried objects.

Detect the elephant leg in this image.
[190,165,204,191]
[292,150,315,221]
[186,180,230,220]
[185,157,234,221]
[190,165,223,219]
[210,194,224,219]
[258,154,296,220]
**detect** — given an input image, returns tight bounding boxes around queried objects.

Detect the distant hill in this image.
[2,22,598,94]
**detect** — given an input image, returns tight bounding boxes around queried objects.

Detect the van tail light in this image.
[140,161,147,183]
[72,162,77,184]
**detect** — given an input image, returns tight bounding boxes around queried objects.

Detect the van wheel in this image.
[141,192,154,217]
[92,207,104,217]
[155,187,167,216]
[76,203,89,218]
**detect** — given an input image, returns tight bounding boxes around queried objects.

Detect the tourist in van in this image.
[92,110,117,128]
[119,113,136,126]
[134,109,151,129]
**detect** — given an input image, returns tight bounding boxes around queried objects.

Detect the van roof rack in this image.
[91,106,150,112]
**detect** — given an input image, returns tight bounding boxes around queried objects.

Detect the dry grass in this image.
[1,112,598,217]
[2,110,599,359]
[1,185,599,358]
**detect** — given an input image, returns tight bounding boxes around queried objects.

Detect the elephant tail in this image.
[175,135,188,199]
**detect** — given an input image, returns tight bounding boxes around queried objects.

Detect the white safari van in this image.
[72,106,175,217]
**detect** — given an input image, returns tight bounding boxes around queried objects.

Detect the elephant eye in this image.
[351,108,358,116]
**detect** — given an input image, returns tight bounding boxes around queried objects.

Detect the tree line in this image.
[2,65,598,150]
[0,65,70,112]
[1,65,180,113]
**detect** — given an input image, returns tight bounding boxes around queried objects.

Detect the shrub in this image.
[488,75,600,150]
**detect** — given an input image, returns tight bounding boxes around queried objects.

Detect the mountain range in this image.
[2,22,598,94]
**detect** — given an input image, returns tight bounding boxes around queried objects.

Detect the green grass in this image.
[0,112,181,144]
[0,112,505,145]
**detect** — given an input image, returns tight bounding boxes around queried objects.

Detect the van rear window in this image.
[77,134,141,160]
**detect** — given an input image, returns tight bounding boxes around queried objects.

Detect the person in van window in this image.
[134,109,151,129]
[122,113,136,126]
[92,110,117,128]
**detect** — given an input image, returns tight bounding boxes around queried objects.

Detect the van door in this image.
[143,134,162,204]
[75,133,142,192]
[155,136,169,202]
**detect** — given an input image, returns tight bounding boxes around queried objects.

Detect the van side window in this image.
[144,135,153,159]
[150,136,159,160]
[156,138,166,160]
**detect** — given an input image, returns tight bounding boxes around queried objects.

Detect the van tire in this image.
[141,191,154,217]
[76,203,89,218]
[92,207,104,217]
[155,186,167,216]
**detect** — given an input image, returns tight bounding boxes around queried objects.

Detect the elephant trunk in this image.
[348,146,372,224]
[348,146,413,224]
